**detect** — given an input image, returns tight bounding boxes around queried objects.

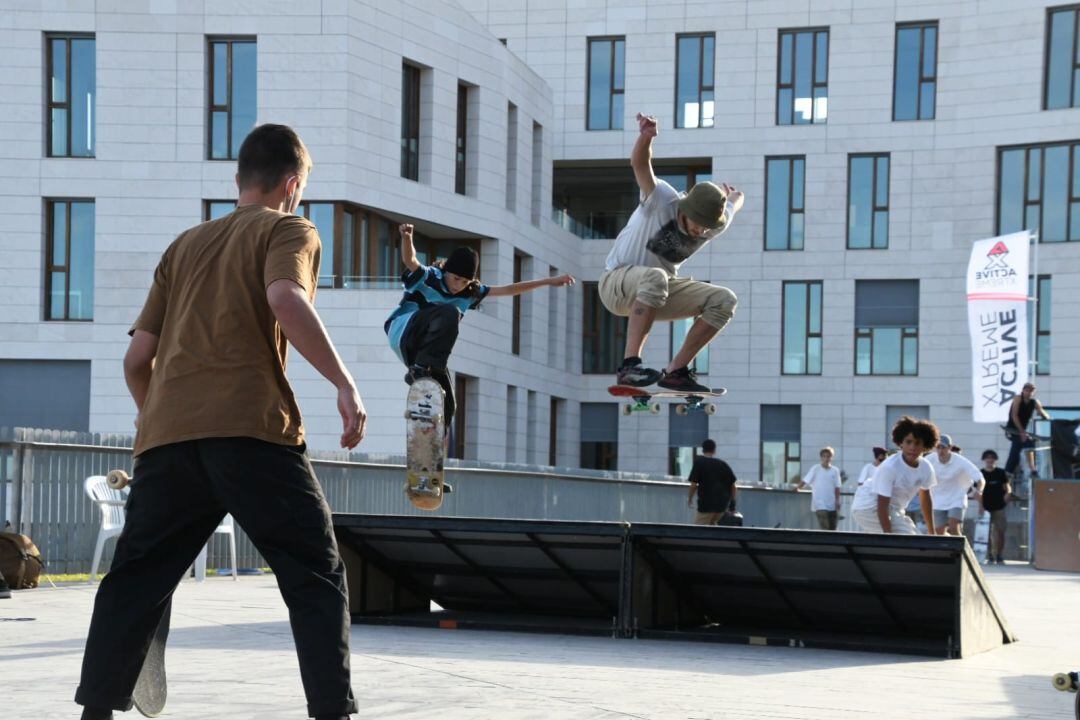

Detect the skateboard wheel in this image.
[1052,673,1073,691]
[675,404,688,416]
[106,469,130,490]
[621,404,632,416]
[705,404,717,415]
[648,403,661,415]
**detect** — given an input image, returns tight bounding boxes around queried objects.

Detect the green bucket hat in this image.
[677,182,728,229]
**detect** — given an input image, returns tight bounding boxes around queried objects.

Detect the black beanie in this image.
[443,247,478,279]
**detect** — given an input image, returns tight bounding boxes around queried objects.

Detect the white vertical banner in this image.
[967,231,1031,423]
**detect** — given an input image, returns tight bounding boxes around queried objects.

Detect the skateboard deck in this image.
[973,514,990,562]
[608,384,727,416]
[405,377,447,511]
[133,600,170,717]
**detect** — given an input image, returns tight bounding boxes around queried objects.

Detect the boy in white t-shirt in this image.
[926,435,984,537]
[796,446,843,530]
[852,416,939,535]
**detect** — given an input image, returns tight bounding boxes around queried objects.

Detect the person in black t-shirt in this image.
[980,449,1011,565]
[687,439,738,525]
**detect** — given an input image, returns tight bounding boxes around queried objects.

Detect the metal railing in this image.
[0,427,1030,574]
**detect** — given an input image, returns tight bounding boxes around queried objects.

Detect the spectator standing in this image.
[980,449,1011,565]
[927,435,983,536]
[796,447,842,530]
[687,439,738,525]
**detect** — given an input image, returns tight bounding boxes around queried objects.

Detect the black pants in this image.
[75,438,356,718]
[1005,433,1034,475]
[402,303,461,420]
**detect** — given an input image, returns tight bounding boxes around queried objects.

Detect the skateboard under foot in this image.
[608,384,727,416]
[405,377,447,511]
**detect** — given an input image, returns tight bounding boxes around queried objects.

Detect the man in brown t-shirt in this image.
[76,124,364,720]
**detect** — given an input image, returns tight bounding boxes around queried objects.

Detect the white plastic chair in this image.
[84,475,127,581]
[194,514,238,582]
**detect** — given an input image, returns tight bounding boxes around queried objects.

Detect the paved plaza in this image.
[2,563,1077,720]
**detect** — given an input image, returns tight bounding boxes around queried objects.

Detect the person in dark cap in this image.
[598,112,745,393]
[386,223,574,423]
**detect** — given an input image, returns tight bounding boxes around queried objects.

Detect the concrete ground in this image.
[2,563,1078,720]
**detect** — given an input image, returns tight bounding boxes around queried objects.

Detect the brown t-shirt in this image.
[129,204,321,456]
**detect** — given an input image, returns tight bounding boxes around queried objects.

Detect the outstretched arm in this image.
[631,113,658,199]
[399,223,421,273]
[487,273,575,297]
[1035,399,1050,421]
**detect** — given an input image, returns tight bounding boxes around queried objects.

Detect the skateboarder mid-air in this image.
[76,124,364,720]
[386,223,574,424]
[601,112,745,393]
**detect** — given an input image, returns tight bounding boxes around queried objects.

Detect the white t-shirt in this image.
[604,180,733,276]
[856,462,878,487]
[801,464,842,511]
[927,452,983,511]
[867,452,937,513]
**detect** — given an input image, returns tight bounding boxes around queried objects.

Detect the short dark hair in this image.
[890,415,939,450]
[237,124,312,192]
[702,439,716,453]
[982,449,999,460]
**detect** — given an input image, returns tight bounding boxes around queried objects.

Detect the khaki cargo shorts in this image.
[598,265,737,331]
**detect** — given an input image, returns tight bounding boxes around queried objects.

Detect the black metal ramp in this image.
[628,524,1016,658]
[333,514,630,636]
[332,515,1015,657]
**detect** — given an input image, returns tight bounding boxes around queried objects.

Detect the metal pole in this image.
[1027,229,1038,563]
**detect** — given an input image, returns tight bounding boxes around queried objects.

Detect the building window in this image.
[1030,275,1052,375]
[297,202,336,288]
[765,156,805,250]
[761,405,800,488]
[46,34,95,158]
[847,154,890,249]
[582,282,627,374]
[1045,5,1080,109]
[455,83,468,195]
[669,405,707,476]
[45,199,95,321]
[782,281,822,375]
[553,162,710,240]
[581,402,618,470]
[998,141,1080,243]
[506,103,518,211]
[893,22,937,121]
[855,280,919,376]
[512,252,524,355]
[671,317,709,375]
[675,33,714,129]
[549,396,563,466]
[208,38,256,161]
[777,28,828,125]
[531,122,543,226]
[449,373,468,460]
[204,200,236,221]
[587,36,625,130]
[400,63,420,180]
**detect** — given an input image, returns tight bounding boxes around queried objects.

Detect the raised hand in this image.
[721,183,745,214]
[398,223,413,243]
[636,112,658,138]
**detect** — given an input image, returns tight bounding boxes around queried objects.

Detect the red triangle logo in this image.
[987,241,1009,257]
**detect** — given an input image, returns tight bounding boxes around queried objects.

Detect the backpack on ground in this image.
[0,532,44,589]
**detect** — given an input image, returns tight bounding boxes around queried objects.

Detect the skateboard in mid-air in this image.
[1051,671,1079,719]
[608,384,727,416]
[405,377,447,510]
[131,600,171,717]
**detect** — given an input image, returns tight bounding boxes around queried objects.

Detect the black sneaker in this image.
[0,586,10,599]
[404,364,431,385]
[616,361,661,387]
[657,366,710,393]
[996,555,1005,565]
